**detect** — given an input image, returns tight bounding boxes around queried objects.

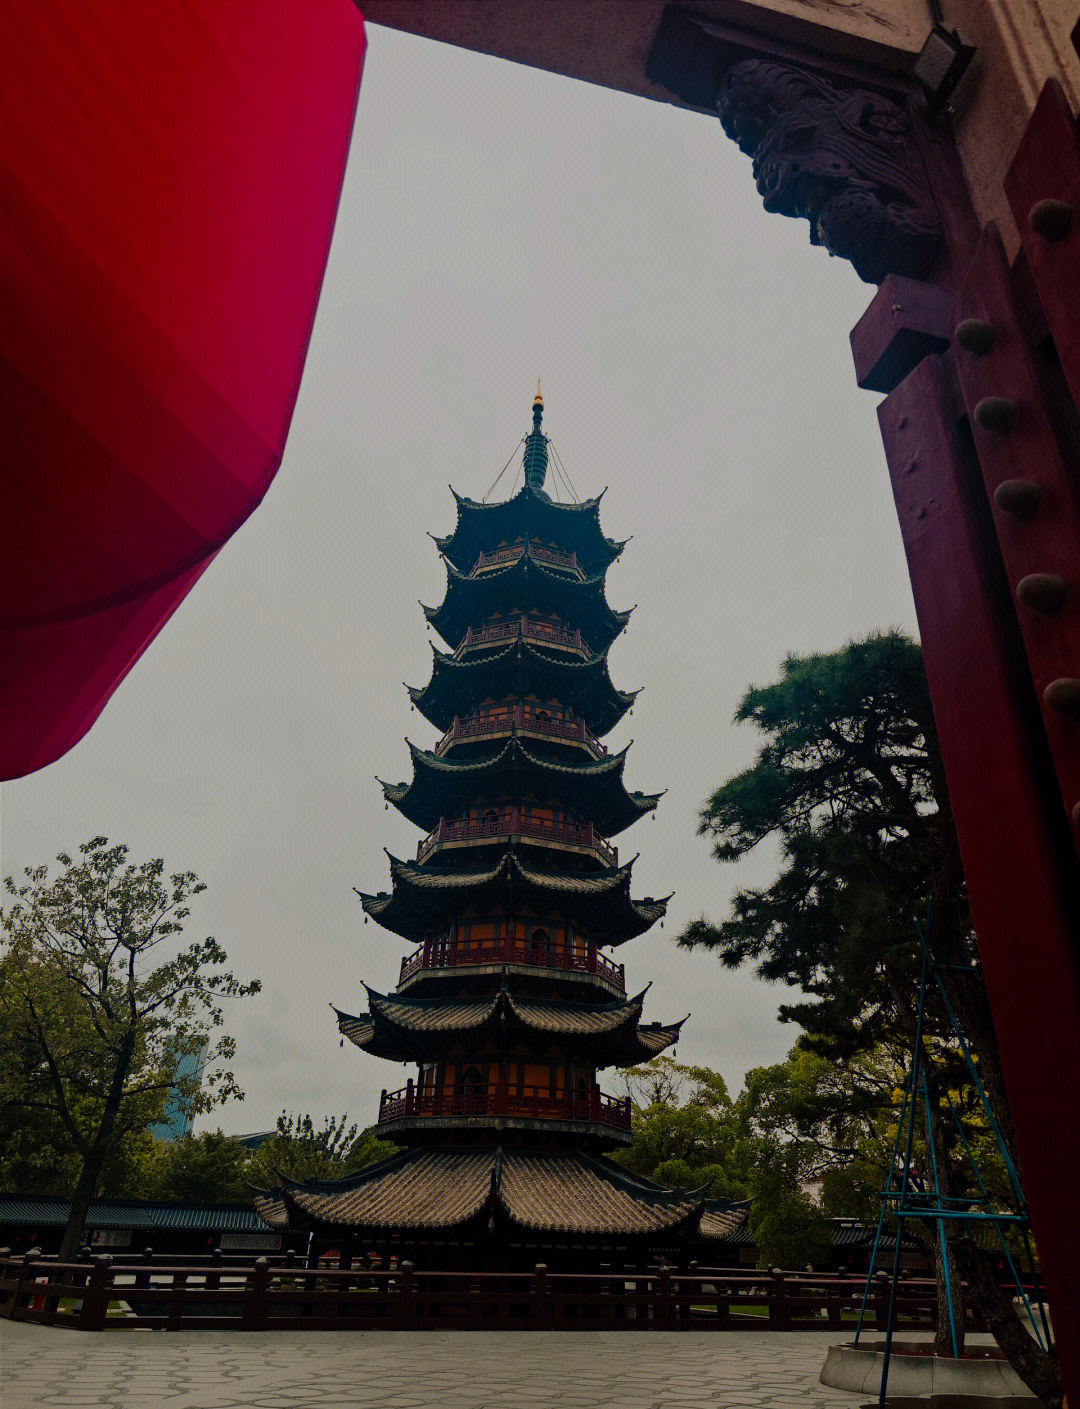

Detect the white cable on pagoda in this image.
[482,436,525,503]
[547,438,580,502]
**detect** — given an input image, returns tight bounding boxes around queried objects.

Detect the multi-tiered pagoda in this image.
[258,392,745,1269]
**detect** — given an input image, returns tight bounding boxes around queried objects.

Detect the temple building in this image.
[257,391,745,1268]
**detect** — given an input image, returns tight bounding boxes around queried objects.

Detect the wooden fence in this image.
[0,1255,996,1333]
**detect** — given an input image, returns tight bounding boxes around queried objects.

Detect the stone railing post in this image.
[78,1255,112,1331]
[656,1266,674,1330]
[770,1268,791,1330]
[167,1268,188,1330]
[533,1263,551,1329]
[11,1251,39,1323]
[396,1260,415,1328]
[242,1257,270,1332]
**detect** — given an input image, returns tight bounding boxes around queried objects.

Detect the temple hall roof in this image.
[406,640,638,736]
[434,483,626,578]
[270,1145,711,1240]
[423,554,632,654]
[356,848,670,946]
[334,984,684,1066]
[380,737,661,837]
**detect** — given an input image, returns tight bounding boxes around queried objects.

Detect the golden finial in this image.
[533,378,543,408]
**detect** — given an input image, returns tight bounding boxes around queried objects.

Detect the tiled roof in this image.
[697,1203,750,1241]
[275,1146,705,1238]
[334,987,681,1066]
[251,1193,289,1229]
[281,1149,492,1231]
[0,1196,272,1232]
[434,483,624,577]
[381,738,660,837]
[499,1152,703,1236]
[357,848,669,946]
[406,640,638,736]
[422,553,632,655]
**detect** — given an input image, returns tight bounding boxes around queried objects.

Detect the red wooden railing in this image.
[434,707,606,757]
[472,544,580,575]
[378,1081,632,1131]
[2,1256,1001,1334]
[457,618,589,656]
[417,808,618,866]
[399,939,625,989]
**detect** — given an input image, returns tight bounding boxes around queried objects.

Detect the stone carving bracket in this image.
[646,8,944,285]
[717,59,943,284]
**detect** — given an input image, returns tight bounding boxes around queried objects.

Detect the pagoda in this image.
[258,390,745,1269]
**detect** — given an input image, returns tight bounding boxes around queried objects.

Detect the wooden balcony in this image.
[399,938,625,989]
[434,706,606,758]
[417,808,618,867]
[378,1080,632,1132]
[455,617,590,658]
[471,543,582,577]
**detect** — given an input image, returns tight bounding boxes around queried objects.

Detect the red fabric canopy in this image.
[2,0,365,778]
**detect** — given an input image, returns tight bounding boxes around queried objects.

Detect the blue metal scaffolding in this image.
[853,904,1053,1407]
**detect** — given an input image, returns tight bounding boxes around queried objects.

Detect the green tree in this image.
[0,838,260,1260]
[245,1111,398,1189]
[680,635,1060,1404]
[151,1131,251,1203]
[615,1059,743,1197]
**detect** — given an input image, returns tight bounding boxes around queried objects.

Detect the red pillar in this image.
[875,351,1080,1402]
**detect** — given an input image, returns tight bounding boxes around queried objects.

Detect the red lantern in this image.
[2,1,365,777]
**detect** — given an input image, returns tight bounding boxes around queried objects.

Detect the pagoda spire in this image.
[523,380,548,491]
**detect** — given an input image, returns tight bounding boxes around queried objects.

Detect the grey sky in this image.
[1,24,917,1134]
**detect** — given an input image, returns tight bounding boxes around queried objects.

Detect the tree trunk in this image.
[57,1039,134,1262]
[929,1223,967,1357]
[953,1234,1063,1408]
[57,1153,105,1263]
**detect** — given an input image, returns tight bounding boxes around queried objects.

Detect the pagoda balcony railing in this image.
[471,544,581,576]
[378,1080,632,1131]
[434,707,606,758]
[455,618,590,658]
[417,808,618,867]
[399,938,625,989]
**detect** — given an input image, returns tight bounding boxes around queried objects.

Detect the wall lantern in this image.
[912,25,976,120]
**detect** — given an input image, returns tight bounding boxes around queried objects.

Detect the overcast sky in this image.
[2,23,918,1135]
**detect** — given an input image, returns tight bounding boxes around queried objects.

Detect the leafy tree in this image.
[151,1131,250,1204]
[614,1059,742,1196]
[245,1111,398,1189]
[0,838,260,1260]
[679,635,1061,1403]
[744,1144,832,1270]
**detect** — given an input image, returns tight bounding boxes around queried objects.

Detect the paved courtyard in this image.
[1,1323,867,1409]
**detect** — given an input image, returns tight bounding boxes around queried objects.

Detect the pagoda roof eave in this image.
[423,554,633,654]
[433,483,626,576]
[353,849,670,945]
[406,640,639,735]
[333,985,675,1064]
[380,737,660,836]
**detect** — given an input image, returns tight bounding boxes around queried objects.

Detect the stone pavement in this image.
[1,1322,869,1408]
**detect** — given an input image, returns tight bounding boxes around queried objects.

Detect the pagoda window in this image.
[529,927,550,961]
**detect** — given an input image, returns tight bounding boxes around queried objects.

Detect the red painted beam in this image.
[1004,80,1080,410]
[952,226,1080,849]
[850,274,955,394]
[878,355,1080,1407]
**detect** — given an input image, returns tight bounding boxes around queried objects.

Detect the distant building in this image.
[0,1196,280,1257]
[149,1040,209,1141]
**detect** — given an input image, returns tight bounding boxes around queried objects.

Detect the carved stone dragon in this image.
[717,60,943,284]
